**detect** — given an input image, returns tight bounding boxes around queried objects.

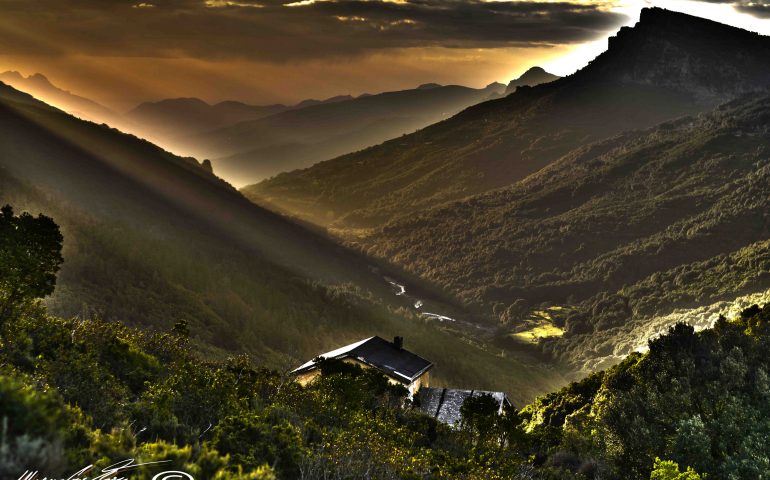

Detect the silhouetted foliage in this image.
[0,204,62,327]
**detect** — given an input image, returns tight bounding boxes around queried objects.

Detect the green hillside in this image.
[521,304,770,479]
[4,211,770,479]
[358,92,770,369]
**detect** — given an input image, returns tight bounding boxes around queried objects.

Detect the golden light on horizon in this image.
[0,0,767,112]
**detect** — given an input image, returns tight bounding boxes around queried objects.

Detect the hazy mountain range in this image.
[124,94,356,144]
[1,70,558,187]
[176,81,509,186]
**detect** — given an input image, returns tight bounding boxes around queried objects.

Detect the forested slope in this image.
[358,92,770,368]
[4,213,770,479]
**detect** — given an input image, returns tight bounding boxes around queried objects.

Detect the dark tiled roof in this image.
[292,336,433,383]
[416,387,511,427]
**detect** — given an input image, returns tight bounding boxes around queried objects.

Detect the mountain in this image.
[505,66,560,94]
[352,91,770,372]
[125,94,356,147]
[185,82,507,186]
[246,8,770,230]
[0,81,564,402]
[295,94,354,108]
[0,71,126,127]
[126,97,288,140]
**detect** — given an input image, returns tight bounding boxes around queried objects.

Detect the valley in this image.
[241,9,770,382]
[3,2,770,478]
[4,8,763,388]
[0,80,564,404]
[4,8,768,394]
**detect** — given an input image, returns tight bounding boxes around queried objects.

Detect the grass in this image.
[510,307,566,344]
[512,324,565,344]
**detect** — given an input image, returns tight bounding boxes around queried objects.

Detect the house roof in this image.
[416,387,511,427]
[292,336,433,383]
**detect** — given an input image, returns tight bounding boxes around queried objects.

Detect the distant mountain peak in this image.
[523,66,547,75]
[28,72,51,83]
[0,71,53,88]
[505,66,560,94]
[0,70,24,81]
[0,70,122,127]
[417,83,442,90]
[155,97,211,107]
[295,95,353,108]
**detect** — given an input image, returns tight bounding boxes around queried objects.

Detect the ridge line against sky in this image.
[0,0,768,110]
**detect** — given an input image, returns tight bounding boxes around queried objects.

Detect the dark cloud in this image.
[0,0,627,61]
[695,0,770,18]
[735,1,770,18]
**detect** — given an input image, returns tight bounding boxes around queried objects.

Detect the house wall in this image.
[408,371,430,397]
[295,358,387,386]
[295,369,321,386]
[294,358,431,398]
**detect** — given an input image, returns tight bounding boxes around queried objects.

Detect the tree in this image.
[460,394,500,441]
[172,319,190,339]
[211,413,303,479]
[650,458,702,480]
[0,205,63,328]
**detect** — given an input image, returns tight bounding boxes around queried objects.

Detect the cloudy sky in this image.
[0,0,768,110]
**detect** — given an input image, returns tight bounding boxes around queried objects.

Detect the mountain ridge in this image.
[505,66,560,95]
[0,71,126,128]
[578,7,770,101]
[246,7,770,230]
[188,82,507,185]
[124,94,355,143]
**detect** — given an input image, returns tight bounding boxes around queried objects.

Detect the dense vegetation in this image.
[0,312,533,479]
[246,8,770,230]
[525,306,770,479]
[5,203,770,479]
[356,92,770,370]
[0,206,534,479]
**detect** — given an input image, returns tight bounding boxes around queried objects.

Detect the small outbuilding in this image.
[416,388,512,427]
